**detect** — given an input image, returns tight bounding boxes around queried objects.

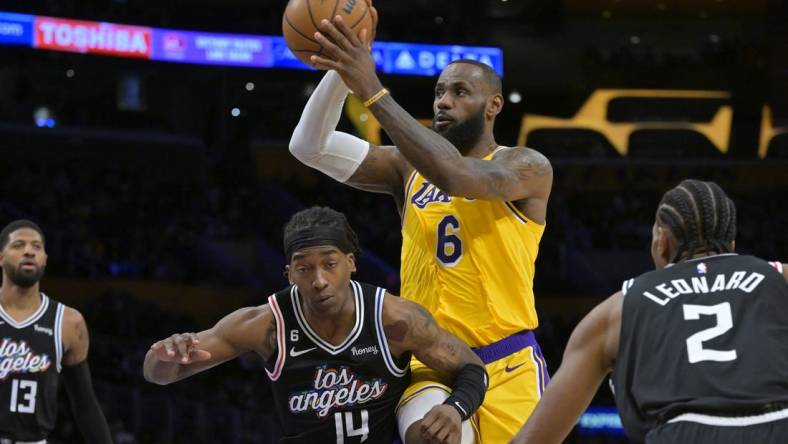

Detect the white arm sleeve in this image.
[288,70,370,183]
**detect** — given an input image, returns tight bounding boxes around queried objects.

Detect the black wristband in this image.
[443,364,489,421]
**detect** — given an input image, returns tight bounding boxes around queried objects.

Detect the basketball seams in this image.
[292,49,321,55]
[330,0,340,23]
[285,0,371,65]
[305,0,321,32]
[349,2,370,30]
[284,12,321,46]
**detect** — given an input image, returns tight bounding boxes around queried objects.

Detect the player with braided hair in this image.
[655,179,736,264]
[511,179,788,444]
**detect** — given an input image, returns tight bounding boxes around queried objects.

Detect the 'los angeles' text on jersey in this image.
[0,294,64,442]
[263,281,410,443]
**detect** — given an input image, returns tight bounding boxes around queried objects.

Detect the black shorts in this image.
[646,415,788,444]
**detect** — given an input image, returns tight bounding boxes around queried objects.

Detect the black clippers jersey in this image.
[613,254,788,442]
[0,294,64,441]
[264,281,411,443]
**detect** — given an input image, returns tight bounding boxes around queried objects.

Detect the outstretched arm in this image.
[383,294,486,444]
[510,292,623,444]
[310,17,552,203]
[143,305,276,385]
[60,307,112,444]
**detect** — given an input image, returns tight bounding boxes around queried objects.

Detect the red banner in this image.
[34,16,151,58]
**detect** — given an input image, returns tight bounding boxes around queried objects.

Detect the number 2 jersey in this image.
[263,281,410,443]
[613,254,788,442]
[400,147,545,348]
[0,294,64,441]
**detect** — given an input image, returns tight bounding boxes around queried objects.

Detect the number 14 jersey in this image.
[264,281,410,443]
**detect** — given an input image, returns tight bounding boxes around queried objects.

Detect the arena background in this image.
[0,0,787,442]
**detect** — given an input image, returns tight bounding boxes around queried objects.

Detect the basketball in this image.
[282,0,374,67]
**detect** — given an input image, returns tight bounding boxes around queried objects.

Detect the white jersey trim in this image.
[54,302,64,373]
[374,288,408,377]
[291,281,364,356]
[402,170,419,221]
[667,406,788,427]
[667,253,739,267]
[621,278,635,296]
[528,346,542,401]
[265,295,286,381]
[0,293,49,329]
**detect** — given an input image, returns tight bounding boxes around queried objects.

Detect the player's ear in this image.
[656,225,675,263]
[487,93,504,119]
[346,253,357,274]
[284,265,293,284]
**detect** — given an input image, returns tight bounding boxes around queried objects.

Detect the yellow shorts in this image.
[396,335,549,443]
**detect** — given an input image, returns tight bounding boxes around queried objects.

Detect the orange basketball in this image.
[282,0,374,67]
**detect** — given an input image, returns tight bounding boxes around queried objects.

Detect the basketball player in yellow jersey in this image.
[288,11,552,443]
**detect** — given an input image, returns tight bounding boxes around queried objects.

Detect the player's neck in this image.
[463,135,498,159]
[0,283,42,312]
[676,250,727,263]
[302,290,356,346]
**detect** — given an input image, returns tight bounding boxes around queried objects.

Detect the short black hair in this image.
[446,59,503,95]
[283,207,361,258]
[0,219,45,250]
[656,179,736,263]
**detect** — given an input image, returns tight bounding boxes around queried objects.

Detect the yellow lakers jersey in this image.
[400,147,544,347]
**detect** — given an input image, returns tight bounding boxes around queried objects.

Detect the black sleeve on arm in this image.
[443,363,489,421]
[62,360,113,444]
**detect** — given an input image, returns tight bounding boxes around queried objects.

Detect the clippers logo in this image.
[288,366,387,417]
[697,263,708,274]
[0,339,51,380]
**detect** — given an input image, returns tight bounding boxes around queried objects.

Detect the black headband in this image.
[284,226,354,261]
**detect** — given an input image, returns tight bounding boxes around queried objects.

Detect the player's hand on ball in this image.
[150,333,211,364]
[420,404,463,444]
[311,15,383,102]
[364,1,378,47]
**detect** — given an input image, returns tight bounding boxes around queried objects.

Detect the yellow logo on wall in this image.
[345,88,788,158]
[518,89,732,155]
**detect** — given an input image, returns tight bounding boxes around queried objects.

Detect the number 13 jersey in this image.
[0,294,64,441]
[400,147,545,348]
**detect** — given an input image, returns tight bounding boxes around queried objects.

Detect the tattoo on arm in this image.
[388,301,481,374]
[264,321,278,358]
[384,320,408,342]
[346,145,407,195]
[369,95,464,189]
[479,148,552,200]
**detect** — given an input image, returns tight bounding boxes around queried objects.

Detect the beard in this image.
[432,106,486,154]
[3,263,45,288]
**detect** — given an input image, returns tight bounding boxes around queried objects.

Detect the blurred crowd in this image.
[1,155,784,296]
